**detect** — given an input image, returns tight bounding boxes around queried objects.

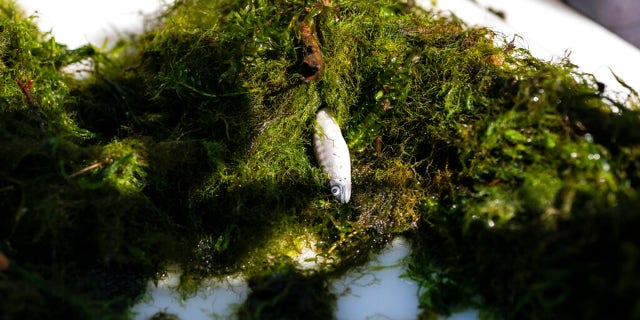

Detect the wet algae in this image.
[1,0,640,319]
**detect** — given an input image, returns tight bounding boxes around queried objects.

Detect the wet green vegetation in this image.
[1,0,640,319]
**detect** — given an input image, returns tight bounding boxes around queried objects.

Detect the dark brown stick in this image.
[16,77,46,138]
[299,18,323,83]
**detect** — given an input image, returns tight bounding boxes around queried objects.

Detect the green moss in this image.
[2,0,640,319]
[237,262,336,320]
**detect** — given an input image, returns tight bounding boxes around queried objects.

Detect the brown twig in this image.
[68,162,104,178]
[299,0,331,83]
[0,251,9,271]
[16,77,46,138]
[299,18,323,83]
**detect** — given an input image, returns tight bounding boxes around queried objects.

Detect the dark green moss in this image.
[238,262,336,320]
[2,0,640,319]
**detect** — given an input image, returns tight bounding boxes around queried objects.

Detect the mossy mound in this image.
[2,0,640,319]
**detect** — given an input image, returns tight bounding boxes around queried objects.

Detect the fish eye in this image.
[331,186,341,196]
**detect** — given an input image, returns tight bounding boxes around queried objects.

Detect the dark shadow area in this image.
[410,187,640,319]
[238,263,336,320]
[186,178,321,274]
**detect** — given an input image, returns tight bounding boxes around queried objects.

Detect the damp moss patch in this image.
[2,0,640,319]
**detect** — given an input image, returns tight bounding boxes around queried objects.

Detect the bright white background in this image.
[17,0,170,49]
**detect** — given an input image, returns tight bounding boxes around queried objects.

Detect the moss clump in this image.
[2,0,640,319]
[238,262,336,320]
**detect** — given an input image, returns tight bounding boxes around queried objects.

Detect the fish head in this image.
[329,179,351,204]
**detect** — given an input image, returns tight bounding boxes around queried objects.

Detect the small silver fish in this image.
[313,108,351,203]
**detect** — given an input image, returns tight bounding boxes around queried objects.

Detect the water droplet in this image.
[584,133,593,143]
[571,152,578,158]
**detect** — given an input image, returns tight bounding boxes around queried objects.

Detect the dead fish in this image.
[313,108,351,203]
